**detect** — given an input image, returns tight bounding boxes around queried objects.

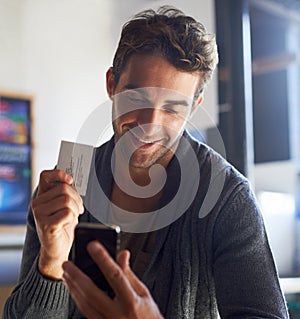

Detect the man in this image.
[4,6,289,319]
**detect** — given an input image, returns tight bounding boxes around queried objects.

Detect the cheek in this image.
[163,116,187,137]
[112,111,136,126]
[166,114,187,128]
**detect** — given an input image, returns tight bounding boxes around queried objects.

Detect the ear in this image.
[190,94,204,118]
[106,67,115,99]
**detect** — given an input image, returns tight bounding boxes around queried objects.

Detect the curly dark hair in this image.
[112,6,218,99]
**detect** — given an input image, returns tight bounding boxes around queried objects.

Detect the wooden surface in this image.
[0,285,14,316]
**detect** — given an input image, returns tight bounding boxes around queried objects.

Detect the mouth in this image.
[129,130,164,149]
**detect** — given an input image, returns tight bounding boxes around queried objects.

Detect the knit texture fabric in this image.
[3,132,289,318]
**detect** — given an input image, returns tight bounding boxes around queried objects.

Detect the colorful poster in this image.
[0,94,32,224]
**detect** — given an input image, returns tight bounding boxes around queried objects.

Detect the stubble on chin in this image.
[112,120,184,169]
[128,146,171,169]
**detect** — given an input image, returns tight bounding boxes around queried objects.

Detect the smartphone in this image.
[72,222,120,297]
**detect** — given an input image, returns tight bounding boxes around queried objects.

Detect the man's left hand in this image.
[62,241,163,319]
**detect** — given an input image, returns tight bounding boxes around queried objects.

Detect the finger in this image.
[63,268,106,319]
[117,250,149,297]
[87,241,136,303]
[54,182,84,215]
[34,193,82,219]
[62,261,113,318]
[41,208,79,233]
[37,169,73,195]
[116,250,130,270]
[32,183,84,217]
[36,180,79,205]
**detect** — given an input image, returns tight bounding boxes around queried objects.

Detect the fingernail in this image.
[66,175,73,183]
[80,205,85,215]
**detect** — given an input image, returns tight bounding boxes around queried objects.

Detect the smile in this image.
[129,129,164,146]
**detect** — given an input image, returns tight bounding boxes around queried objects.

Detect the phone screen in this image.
[72,223,120,297]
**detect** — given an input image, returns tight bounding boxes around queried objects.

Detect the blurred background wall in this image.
[1,0,300,315]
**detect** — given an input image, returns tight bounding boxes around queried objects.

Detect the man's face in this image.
[107,54,202,169]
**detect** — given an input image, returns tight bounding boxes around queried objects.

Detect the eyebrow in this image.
[123,84,191,106]
[164,100,190,107]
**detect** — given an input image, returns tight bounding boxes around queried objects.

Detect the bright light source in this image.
[257,191,295,215]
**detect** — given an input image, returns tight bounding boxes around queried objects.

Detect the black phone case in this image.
[72,223,120,297]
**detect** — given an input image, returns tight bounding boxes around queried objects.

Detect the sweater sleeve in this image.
[3,200,70,319]
[212,182,289,319]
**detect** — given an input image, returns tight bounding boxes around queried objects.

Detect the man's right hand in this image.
[31,169,84,280]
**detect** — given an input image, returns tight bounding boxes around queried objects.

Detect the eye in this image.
[125,93,148,105]
[162,103,186,115]
[129,97,146,104]
[163,107,178,114]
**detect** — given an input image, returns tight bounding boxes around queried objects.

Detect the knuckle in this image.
[61,207,73,219]
[59,183,69,193]
[40,169,52,181]
[141,283,150,296]
[65,208,78,221]
[126,300,140,317]
[61,194,71,206]
[108,268,123,282]
[40,170,47,179]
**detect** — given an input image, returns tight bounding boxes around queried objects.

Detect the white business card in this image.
[57,140,94,196]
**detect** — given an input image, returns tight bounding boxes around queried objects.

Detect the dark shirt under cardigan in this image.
[4,131,289,318]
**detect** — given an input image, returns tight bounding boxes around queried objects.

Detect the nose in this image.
[136,107,162,135]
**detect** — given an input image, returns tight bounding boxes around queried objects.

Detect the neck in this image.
[111,158,167,213]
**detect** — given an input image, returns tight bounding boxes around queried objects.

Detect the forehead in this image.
[115,53,201,99]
